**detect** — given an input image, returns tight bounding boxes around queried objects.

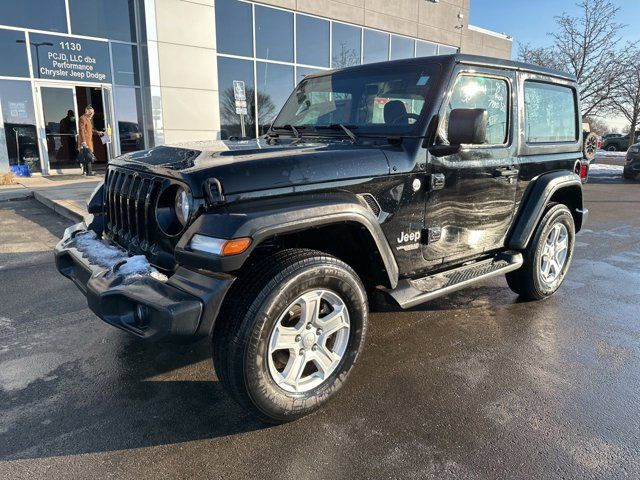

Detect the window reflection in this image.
[111,43,140,86]
[217,57,255,139]
[297,67,325,84]
[0,80,40,173]
[416,40,437,57]
[331,23,361,68]
[363,30,389,64]
[215,0,254,57]
[0,29,29,78]
[0,0,67,33]
[439,45,458,55]
[255,6,293,62]
[296,15,329,67]
[69,0,137,42]
[390,35,414,60]
[257,62,293,131]
[114,87,145,153]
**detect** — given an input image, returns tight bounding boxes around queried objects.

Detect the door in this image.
[37,85,79,171]
[423,68,518,268]
[101,87,116,159]
[75,86,110,164]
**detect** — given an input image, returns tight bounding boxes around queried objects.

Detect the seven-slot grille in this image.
[104,167,164,254]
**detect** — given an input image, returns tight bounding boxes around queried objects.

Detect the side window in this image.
[445,74,509,145]
[524,81,577,143]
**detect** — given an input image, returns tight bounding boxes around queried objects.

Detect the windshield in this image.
[272,63,441,136]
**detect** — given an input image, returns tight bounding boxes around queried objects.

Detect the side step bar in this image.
[386,251,523,309]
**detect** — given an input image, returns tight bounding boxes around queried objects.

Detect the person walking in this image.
[77,105,102,176]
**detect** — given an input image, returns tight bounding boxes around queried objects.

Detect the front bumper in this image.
[55,222,234,340]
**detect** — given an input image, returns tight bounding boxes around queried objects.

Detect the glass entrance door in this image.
[38,86,79,171]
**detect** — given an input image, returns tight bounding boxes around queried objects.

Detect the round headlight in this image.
[175,187,190,225]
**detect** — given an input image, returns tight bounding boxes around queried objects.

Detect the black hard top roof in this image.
[306,54,576,82]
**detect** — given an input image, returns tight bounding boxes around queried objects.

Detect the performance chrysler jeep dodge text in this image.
[56,55,588,422]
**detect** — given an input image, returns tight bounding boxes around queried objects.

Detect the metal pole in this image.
[240,114,246,138]
[14,129,20,165]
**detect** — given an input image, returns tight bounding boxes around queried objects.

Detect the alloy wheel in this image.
[267,289,350,393]
[540,223,569,284]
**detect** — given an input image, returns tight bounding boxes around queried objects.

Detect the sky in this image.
[470,0,640,51]
[470,0,640,130]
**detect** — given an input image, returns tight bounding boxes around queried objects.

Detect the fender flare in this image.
[507,171,585,251]
[175,193,400,288]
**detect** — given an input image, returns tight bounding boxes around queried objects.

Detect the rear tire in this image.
[506,204,575,300]
[212,249,368,423]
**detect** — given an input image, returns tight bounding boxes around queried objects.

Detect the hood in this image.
[110,139,391,197]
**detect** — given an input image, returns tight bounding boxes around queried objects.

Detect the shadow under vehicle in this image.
[54,54,588,423]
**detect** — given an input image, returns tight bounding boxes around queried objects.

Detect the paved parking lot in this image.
[1,174,639,479]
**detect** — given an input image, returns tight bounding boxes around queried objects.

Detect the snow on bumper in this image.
[55,223,234,340]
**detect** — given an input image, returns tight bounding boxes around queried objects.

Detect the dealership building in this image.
[0,0,511,175]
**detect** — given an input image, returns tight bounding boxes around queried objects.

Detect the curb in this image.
[0,188,33,202]
[33,191,84,223]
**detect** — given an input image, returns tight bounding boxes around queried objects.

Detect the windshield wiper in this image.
[272,124,303,139]
[316,124,358,143]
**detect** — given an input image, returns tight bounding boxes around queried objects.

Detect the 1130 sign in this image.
[29,34,112,83]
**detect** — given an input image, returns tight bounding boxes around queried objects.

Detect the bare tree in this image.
[609,45,640,142]
[518,0,626,117]
[583,115,609,135]
[219,86,276,138]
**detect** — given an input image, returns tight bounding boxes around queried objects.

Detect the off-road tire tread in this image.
[212,248,365,423]
[506,203,574,300]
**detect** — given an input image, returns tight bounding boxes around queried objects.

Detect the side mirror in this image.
[448,108,488,145]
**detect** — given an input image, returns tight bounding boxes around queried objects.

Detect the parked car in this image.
[602,133,623,140]
[602,131,640,151]
[55,55,588,423]
[624,142,640,180]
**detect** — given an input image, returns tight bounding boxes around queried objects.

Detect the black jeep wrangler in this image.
[55,55,588,423]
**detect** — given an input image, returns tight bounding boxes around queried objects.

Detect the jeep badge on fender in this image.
[55,54,588,423]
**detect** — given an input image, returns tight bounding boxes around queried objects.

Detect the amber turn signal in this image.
[221,237,252,256]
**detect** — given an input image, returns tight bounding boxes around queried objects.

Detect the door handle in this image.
[493,167,519,179]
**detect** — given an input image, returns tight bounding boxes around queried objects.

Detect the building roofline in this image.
[468,24,512,41]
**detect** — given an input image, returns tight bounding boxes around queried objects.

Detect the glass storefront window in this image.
[363,30,389,64]
[297,67,324,84]
[111,43,140,86]
[0,80,40,173]
[114,87,145,153]
[439,45,458,55]
[296,15,329,67]
[390,35,414,60]
[69,0,137,42]
[0,0,67,33]
[416,40,437,57]
[215,0,253,57]
[0,29,29,78]
[255,6,293,63]
[331,23,361,69]
[256,62,293,131]
[217,57,255,139]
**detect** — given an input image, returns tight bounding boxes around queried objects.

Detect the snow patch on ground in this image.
[589,163,624,176]
[595,150,627,158]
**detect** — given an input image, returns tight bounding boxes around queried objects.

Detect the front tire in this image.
[213,249,368,423]
[506,204,575,300]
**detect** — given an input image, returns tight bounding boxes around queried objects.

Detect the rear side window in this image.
[524,81,577,143]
